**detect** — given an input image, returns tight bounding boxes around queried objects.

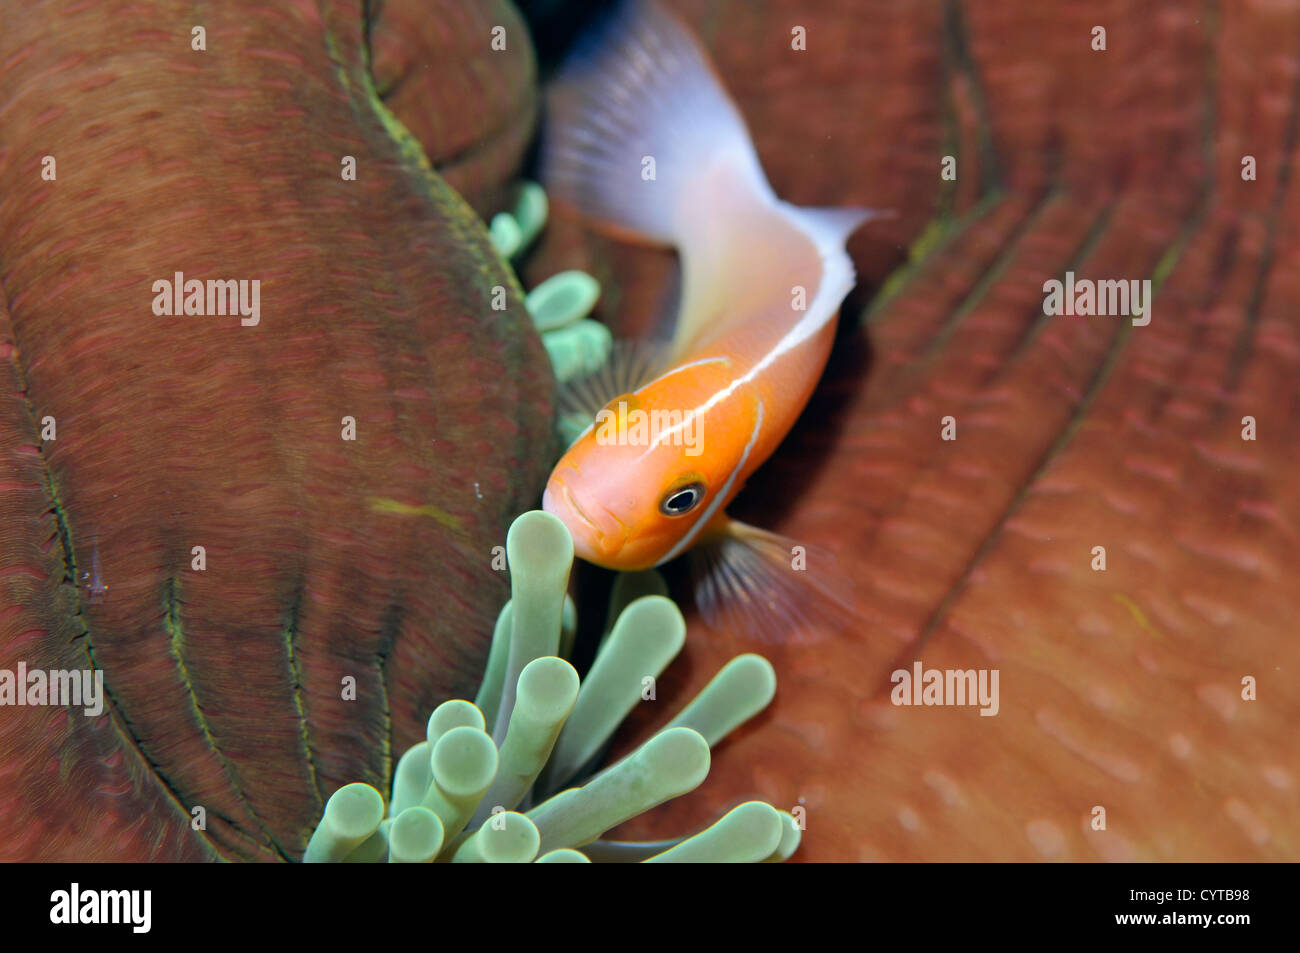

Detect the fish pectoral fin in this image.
[687,517,857,643]
[556,337,675,445]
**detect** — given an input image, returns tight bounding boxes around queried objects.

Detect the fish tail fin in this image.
[542,0,771,246]
[687,517,857,644]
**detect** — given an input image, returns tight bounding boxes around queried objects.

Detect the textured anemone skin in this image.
[531,0,1300,860]
[0,0,551,860]
[370,0,538,218]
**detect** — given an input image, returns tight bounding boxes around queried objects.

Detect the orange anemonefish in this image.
[540,0,882,638]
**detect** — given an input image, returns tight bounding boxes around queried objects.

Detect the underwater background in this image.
[0,0,1296,861]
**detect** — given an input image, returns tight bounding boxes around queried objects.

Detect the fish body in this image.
[540,0,876,635]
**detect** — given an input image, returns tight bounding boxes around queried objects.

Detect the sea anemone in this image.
[492,179,612,395]
[304,510,799,862]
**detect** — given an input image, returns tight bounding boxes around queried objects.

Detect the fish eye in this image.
[659,482,705,516]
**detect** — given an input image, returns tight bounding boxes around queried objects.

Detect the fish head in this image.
[544,373,739,569]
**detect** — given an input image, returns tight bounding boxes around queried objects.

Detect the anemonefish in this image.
[540,0,881,638]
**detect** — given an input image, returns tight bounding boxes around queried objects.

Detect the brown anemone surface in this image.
[2,0,1296,865]
[0,0,550,860]
[528,0,1299,860]
[369,0,538,216]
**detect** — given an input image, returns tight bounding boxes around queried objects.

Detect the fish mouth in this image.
[543,478,627,563]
